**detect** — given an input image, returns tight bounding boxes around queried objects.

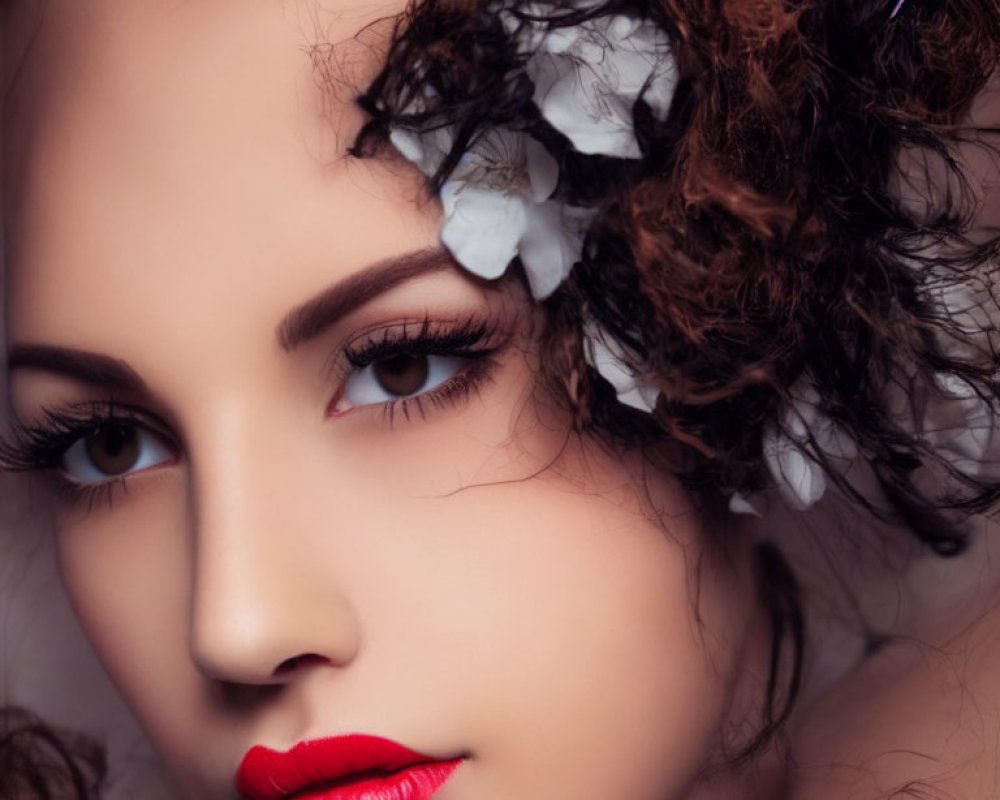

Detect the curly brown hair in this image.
[0,707,106,800]
[352,0,1000,555]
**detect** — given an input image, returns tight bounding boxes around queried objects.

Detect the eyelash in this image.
[336,316,503,424]
[0,403,177,510]
[0,316,505,508]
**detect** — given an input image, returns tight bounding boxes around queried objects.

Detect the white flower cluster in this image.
[390,125,592,299]
[388,0,995,515]
[390,3,675,301]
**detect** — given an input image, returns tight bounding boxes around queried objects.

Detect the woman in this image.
[0,0,996,799]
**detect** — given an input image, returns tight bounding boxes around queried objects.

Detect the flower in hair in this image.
[583,320,659,413]
[391,125,593,299]
[507,7,678,158]
[389,5,679,297]
[762,382,857,511]
[758,342,1000,514]
[928,373,996,475]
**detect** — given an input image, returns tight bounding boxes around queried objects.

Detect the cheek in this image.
[382,474,738,800]
[55,476,203,758]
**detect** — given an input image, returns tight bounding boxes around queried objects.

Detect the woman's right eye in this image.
[332,352,471,414]
[61,421,175,484]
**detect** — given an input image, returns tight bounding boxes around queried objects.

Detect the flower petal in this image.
[763,426,828,511]
[784,380,858,460]
[729,492,762,517]
[389,128,424,163]
[538,59,640,157]
[583,323,659,412]
[929,373,996,474]
[617,382,660,413]
[389,126,454,176]
[440,182,527,279]
[518,201,587,298]
[643,57,679,119]
[761,381,856,510]
[525,13,677,157]
[525,137,559,201]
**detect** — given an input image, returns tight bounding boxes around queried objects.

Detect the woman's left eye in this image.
[62,422,174,484]
[332,353,469,414]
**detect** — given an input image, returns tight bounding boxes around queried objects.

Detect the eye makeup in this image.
[0,402,180,509]
[0,307,523,511]
[328,314,510,424]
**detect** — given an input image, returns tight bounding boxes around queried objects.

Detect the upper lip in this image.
[235,734,457,800]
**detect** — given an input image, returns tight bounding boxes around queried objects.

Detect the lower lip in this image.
[285,758,462,800]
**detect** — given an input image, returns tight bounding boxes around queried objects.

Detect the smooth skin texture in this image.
[3,2,773,798]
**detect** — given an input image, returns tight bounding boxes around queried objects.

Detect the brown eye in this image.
[334,353,469,413]
[372,354,430,397]
[84,423,140,475]
[61,421,174,483]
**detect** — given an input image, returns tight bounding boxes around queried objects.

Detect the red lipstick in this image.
[235,735,462,800]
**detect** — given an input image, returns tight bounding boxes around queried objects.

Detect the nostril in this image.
[274,653,329,675]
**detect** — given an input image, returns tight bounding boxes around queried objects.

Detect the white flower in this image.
[439,182,526,280]
[927,373,996,476]
[389,126,453,176]
[388,7,679,299]
[763,381,857,511]
[512,8,677,158]
[392,124,592,299]
[583,320,659,413]
[514,200,594,298]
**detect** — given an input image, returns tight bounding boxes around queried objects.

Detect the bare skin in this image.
[785,75,1000,800]
[2,2,776,799]
[790,567,1000,800]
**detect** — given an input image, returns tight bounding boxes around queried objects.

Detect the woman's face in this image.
[3,2,765,799]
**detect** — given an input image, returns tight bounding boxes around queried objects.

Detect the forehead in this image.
[3,0,396,203]
[3,0,432,358]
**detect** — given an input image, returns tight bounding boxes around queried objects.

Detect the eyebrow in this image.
[7,344,148,392]
[6,247,456,388]
[277,247,454,351]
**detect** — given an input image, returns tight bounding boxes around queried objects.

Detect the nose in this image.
[187,408,362,686]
